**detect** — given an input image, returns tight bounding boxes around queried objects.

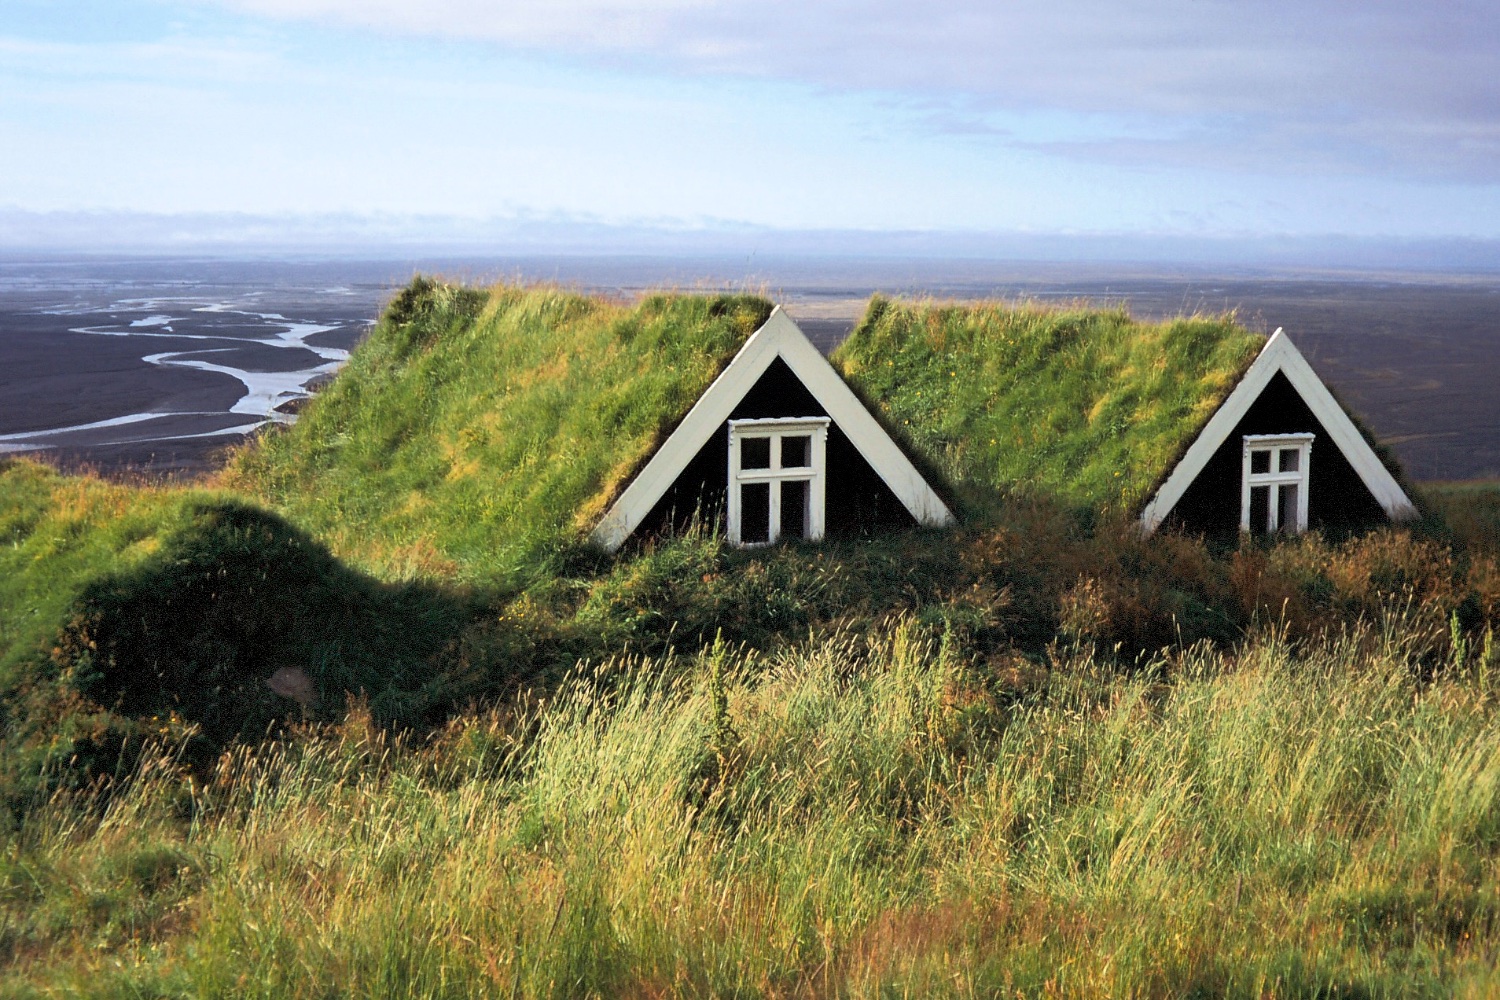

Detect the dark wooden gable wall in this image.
[633,357,915,542]
[1165,371,1390,539]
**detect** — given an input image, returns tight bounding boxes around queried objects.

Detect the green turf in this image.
[833,295,1265,514]
[225,280,773,589]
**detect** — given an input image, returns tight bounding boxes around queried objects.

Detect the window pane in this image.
[1250,450,1271,475]
[1249,485,1270,532]
[1278,484,1299,532]
[781,480,808,539]
[741,437,771,470]
[782,435,810,468]
[1279,449,1300,473]
[740,482,770,543]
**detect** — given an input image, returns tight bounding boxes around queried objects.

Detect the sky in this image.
[3,0,1500,251]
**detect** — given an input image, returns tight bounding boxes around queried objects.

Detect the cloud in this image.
[0,33,285,86]
[208,0,715,50]
[201,0,1500,182]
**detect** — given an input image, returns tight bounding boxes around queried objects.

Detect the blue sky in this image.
[4,0,1500,247]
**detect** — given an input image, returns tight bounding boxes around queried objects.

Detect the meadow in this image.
[1,280,1498,996]
[4,616,1499,997]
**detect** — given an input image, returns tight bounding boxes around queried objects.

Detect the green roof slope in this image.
[231,283,1264,581]
[833,296,1266,513]
[226,280,773,587]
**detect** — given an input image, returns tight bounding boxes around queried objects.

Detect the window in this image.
[1241,433,1312,534]
[727,417,830,546]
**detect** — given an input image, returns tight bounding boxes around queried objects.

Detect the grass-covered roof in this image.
[833,296,1266,514]
[225,281,773,587]
[226,281,1269,585]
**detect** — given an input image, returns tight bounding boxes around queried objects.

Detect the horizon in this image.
[6,219,1500,277]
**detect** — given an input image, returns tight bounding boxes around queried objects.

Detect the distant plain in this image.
[1,254,1496,481]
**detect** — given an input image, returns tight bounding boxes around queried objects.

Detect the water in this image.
[0,258,386,475]
[2,254,1497,480]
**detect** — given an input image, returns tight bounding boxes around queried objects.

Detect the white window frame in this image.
[727,417,829,547]
[1241,433,1313,534]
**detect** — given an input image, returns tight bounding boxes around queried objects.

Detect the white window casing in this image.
[727,417,829,546]
[1241,433,1313,534]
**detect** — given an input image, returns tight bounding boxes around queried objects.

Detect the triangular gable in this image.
[1140,328,1415,532]
[592,307,954,551]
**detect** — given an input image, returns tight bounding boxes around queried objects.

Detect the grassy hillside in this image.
[834,296,1265,513]
[0,459,477,809]
[224,281,773,589]
[5,621,1499,997]
[5,284,1498,803]
[4,281,1500,993]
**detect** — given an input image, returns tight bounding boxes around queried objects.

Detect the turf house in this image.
[1138,327,1416,538]
[227,284,1420,582]
[591,306,955,551]
[594,298,1416,549]
[6,282,1499,998]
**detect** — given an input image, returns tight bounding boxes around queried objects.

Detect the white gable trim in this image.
[1139,328,1416,533]
[591,307,954,551]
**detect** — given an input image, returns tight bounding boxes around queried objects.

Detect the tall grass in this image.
[6,616,1498,997]
[1425,480,1500,555]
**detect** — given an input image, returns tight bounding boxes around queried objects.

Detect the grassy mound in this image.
[0,460,473,809]
[0,459,191,685]
[833,296,1265,513]
[225,280,773,589]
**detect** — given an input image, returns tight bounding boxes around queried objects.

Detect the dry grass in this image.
[5,616,1499,997]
